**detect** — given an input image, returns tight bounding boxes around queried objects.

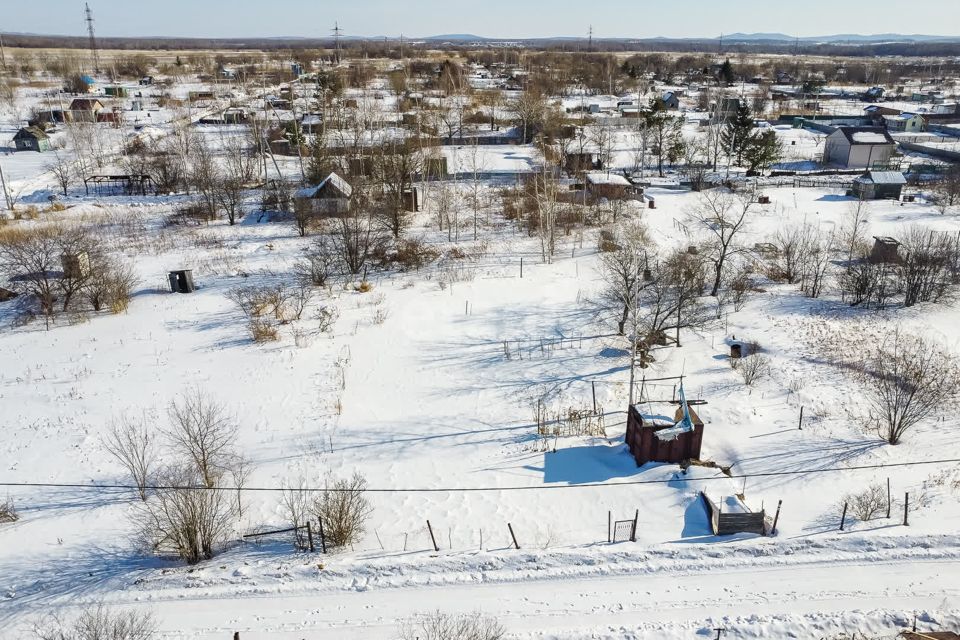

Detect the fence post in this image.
[607,510,611,543]
[887,478,891,519]
[798,406,804,430]
[839,502,848,531]
[592,381,597,414]
[771,499,782,535]
[427,520,439,551]
[306,521,315,553]
[508,522,520,549]
[520,257,523,278]
[318,517,327,554]
[630,509,638,542]
[903,493,909,526]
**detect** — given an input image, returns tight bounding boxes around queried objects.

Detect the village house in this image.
[882,113,925,133]
[69,98,105,122]
[823,126,897,169]
[852,170,907,200]
[294,172,353,216]
[586,172,634,200]
[13,127,51,152]
[660,91,680,110]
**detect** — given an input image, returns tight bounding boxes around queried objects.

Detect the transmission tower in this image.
[85,3,100,74]
[332,22,343,64]
[587,25,593,53]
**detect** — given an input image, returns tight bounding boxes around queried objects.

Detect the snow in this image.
[2,76,960,639]
[852,131,892,144]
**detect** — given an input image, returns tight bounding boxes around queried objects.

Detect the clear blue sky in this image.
[8,0,960,40]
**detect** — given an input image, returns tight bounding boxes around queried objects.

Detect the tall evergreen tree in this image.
[720,102,754,166]
[718,59,735,85]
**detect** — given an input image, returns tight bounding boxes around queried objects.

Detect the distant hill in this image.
[425,34,490,41]
[720,32,960,43]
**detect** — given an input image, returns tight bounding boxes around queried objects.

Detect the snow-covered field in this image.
[2,79,960,639]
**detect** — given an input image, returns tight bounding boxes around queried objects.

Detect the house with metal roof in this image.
[823,126,897,169]
[852,170,907,200]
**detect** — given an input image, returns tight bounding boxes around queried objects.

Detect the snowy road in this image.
[131,558,959,638]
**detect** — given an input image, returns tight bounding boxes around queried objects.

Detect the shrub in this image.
[0,497,18,523]
[314,473,372,549]
[33,604,157,640]
[316,305,339,333]
[249,318,279,343]
[355,281,373,293]
[390,238,440,271]
[731,353,770,386]
[399,611,506,640]
[841,483,887,522]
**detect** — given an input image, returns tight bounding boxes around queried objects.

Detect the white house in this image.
[823,127,897,169]
[882,113,925,133]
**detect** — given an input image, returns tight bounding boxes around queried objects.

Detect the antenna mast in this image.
[85,3,100,74]
[332,22,343,64]
[587,25,593,53]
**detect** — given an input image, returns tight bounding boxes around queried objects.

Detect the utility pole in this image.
[0,32,6,70]
[332,22,343,64]
[0,160,12,210]
[85,3,100,74]
[587,25,593,53]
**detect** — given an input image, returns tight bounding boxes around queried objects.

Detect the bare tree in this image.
[638,248,709,346]
[857,329,960,445]
[598,221,653,335]
[899,226,959,307]
[840,199,870,266]
[103,414,157,501]
[138,463,238,564]
[46,151,73,196]
[686,189,754,296]
[163,390,239,489]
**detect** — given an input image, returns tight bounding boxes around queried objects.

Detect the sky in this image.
[6,0,960,40]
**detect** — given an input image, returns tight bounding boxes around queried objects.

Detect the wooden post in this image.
[234,633,241,640]
[318,517,327,554]
[607,510,611,543]
[520,257,523,278]
[903,492,909,526]
[592,381,597,414]
[306,521,315,552]
[630,509,638,542]
[427,520,439,551]
[886,478,891,519]
[798,406,804,430]
[508,522,520,549]
[771,499,782,535]
[839,502,848,531]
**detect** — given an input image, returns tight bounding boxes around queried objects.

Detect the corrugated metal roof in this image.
[868,171,907,185]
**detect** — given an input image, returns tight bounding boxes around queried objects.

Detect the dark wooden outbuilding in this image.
[869,236,902,264]
[625,404,704,466]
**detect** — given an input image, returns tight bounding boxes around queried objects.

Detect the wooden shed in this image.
[700,492,766,535]
[625,404,704,466]
[869,236,902,264]
[294,172,353,216]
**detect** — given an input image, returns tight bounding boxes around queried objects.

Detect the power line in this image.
[1,457,957,494]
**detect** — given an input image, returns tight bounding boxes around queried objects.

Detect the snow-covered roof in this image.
[835,127,895,146]
[296,172,353,199]
[853,132,891,143]
[586,172,631,186]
